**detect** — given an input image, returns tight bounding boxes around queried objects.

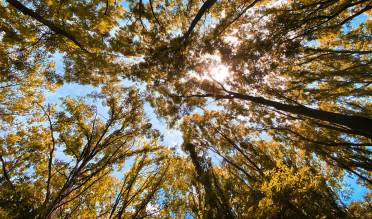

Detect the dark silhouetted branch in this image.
[6,0,90,53]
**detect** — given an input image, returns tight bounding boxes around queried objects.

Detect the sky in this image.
[43,6,370,205]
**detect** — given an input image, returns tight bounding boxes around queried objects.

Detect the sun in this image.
[208,63,230,82]
[188,53,231,83]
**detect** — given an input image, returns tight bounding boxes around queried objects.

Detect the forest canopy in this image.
[0,0,371,218]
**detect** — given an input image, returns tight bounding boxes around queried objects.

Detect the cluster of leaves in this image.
[0,0,371,218]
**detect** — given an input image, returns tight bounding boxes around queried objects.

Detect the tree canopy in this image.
[0,0,371,218]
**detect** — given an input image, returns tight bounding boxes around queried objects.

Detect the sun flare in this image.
[189,53,232,83]
[208,64,230,82]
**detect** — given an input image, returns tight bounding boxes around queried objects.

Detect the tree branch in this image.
[182,0,217,42]
[176,90,372,138]
[0,155,14,189]
[6,0,90,53]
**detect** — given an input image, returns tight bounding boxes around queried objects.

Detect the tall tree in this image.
[180,110,350,218]
[1,0,371,217]
[126,0,372,182]
[0,85,172,218]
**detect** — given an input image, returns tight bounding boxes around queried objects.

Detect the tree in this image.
[180,110,349,218]
[1,0,371,217]
[2,0,126,85]
[127,0,372,182]
[0,85,172,218]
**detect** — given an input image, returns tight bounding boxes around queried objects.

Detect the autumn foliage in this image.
[0,0,371,218]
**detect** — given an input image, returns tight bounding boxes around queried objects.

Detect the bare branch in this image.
[182,0,217,42]
[149,0,163,30]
